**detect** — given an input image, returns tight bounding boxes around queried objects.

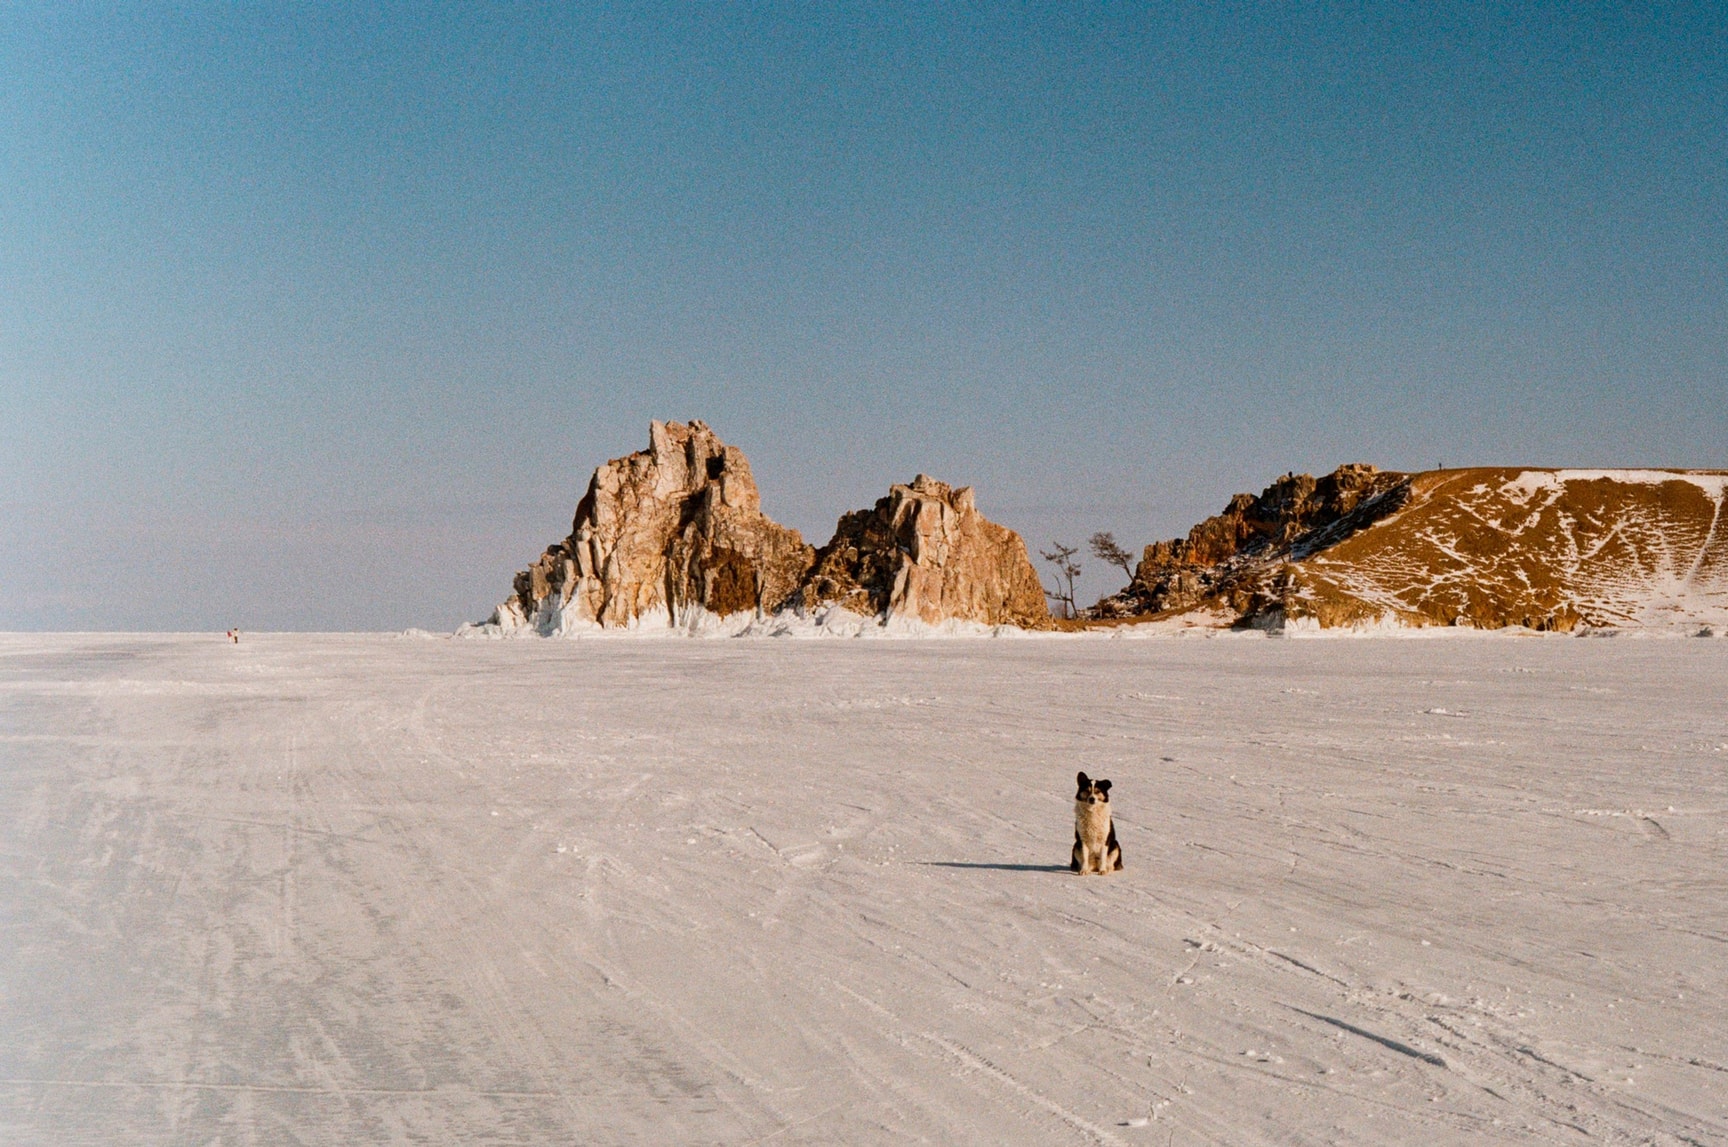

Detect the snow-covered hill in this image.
[1292,469,1728,632]
[1122,468,1728,634]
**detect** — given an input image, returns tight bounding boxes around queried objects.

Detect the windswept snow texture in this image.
[3,633,1727,1145]
[1299,469,1728,631]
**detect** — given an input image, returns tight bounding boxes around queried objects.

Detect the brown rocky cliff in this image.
[1114,463,1411,617]
[793,475,1049,628]
[481,427,1051,634]
[494,420,813,632]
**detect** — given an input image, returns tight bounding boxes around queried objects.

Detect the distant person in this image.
[228,629,239,644]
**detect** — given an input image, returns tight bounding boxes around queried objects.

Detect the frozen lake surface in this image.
[3,632,1726,1144]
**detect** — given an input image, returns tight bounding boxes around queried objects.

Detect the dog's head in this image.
[1075,771,1112,804]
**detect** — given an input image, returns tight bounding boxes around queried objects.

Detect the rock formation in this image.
[484,420,813,634]
[1102,466,1728,633]
[791,475,1049,629]
[474,426,1050,635]
[475,430,1725,637]
[1096,464,1411,619]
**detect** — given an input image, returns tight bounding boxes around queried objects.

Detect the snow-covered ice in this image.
[3,632,1726,1144]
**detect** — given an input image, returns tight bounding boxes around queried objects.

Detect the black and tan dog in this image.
[1071,771,1123,874]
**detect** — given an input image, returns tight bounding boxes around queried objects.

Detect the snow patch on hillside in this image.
[1502,469,1728,502]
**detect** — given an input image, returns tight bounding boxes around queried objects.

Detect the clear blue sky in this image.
[4,3,1724,630]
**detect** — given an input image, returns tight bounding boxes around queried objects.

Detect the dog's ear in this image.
[1076,771,1090,788]
[1098,779,1112,794]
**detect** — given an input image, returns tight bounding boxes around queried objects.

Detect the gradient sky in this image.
[4,3,1725,630]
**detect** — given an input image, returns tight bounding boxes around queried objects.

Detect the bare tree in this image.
[1088,531,1135,583]
[1040,543,1081,620]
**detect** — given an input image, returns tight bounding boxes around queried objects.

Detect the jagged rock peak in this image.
[793,474,1049,629]
[488,420,813,633]
[1143,463,1406,571]
[468,423,1057,637]
[1099,463,1411,619]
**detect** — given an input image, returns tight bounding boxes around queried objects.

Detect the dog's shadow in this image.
[918,862,1072,873]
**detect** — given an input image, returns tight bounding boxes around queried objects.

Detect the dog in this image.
[1071,771,1123,874]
